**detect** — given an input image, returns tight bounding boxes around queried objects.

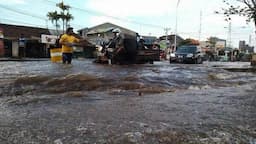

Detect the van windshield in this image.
[176,46,197,53]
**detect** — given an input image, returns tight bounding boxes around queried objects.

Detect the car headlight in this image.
[170,53,175,57]
[95,45,103,52]
[186,53,193,58]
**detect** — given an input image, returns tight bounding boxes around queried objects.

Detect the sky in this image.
[0,0,255,48]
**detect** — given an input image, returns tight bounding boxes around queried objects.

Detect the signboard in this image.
[0,28,3,38]
[41,34,58,44]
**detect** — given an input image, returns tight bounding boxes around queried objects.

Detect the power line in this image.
[42,0,165,29]
[0,18,95,34]
[0,18,51,29]
[0,4,46,20]
[0,4,86,30]
[1,0,165,33]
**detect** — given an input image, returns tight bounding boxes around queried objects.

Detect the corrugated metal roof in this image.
[85,22,137,36]
[87,27,114,35]
[0,23,51,39]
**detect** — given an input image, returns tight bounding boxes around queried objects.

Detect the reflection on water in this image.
[0,60,256,143]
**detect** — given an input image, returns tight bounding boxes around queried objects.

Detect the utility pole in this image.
[174,0,181,52]
[249,34,252,46]
[199,10,202,41]
[164,27,171,47]
[227,22,232,48]
[224,22,232,48]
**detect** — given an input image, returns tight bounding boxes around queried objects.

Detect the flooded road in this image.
[0,60,256,144]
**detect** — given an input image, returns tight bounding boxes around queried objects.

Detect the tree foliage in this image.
[216,0,256,26]
[47,2,73,33]
[179,38,199,46]
[47,11,60,31]
[207,37,219,46]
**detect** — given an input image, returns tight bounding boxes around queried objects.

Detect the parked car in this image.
[169,45,203,64]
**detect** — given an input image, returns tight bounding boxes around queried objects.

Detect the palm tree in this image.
[56,1,70,11]
[47,11,60,34]
[47,1,73,33]
[59,11,65,32]
[56,1,72,32]
[65,12,74,29]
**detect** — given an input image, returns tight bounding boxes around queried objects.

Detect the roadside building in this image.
[239,40,254,53]
[206,37,226,53]
[0,23,55,58]
[200,41,214,61]
[159,35,184,47]
[215,40,226,51]
[200,41,212,52]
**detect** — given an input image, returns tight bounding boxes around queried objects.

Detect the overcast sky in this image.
[0,0,255,47]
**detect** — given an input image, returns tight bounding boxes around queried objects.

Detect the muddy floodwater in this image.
[0,60,256,144]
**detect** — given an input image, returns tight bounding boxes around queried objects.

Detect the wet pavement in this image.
[0,60,256,144]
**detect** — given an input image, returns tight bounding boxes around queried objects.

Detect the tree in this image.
[47,1,73,34]
[56,1,73,32]
[207,37,219,47]
[47,11,60,33]
[63,12,73,29]
[216,0,256,26]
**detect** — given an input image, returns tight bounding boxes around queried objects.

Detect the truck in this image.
[94,33,160,64]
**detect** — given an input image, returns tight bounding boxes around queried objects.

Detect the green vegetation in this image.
[216,0,256,27]
[47,1,73,33]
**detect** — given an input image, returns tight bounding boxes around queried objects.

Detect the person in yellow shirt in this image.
[59,27,80,64]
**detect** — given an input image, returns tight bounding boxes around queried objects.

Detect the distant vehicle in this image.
[94,33,160,64]
[169,45,203,64]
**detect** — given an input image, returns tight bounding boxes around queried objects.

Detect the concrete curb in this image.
[0,58,49,61]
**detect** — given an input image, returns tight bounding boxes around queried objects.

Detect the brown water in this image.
[0,60,256,144]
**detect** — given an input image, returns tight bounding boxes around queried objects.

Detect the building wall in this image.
[0,39,3,57]
[12,41,19,57]
[26,41,48,58]
[0,23,53,58]
[239,41,246,51]
[3,39,12,57]
[3,39,49,58]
